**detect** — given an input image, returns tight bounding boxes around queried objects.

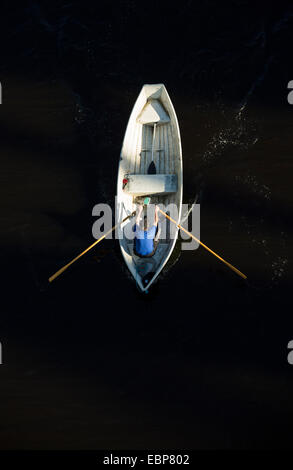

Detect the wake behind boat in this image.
[116,84,183,292]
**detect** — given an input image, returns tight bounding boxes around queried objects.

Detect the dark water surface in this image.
[0,1,293,449]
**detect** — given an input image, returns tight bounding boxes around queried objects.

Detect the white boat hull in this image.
[116,84,183,292]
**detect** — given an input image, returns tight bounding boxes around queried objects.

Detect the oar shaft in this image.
[159,209,247,280]
[49,211,135,283]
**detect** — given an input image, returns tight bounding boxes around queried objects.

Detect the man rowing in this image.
[133,204,159,257]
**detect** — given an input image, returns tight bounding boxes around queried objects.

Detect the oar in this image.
[158,208,247,280]
[49,211,136,283]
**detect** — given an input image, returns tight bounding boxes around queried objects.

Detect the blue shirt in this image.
[134,224,157,256]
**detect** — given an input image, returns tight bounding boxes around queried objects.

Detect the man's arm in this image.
[154,205,159,226]
[136,204,143,227]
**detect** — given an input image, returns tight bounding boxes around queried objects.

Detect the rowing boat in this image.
[116,84,183,292]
